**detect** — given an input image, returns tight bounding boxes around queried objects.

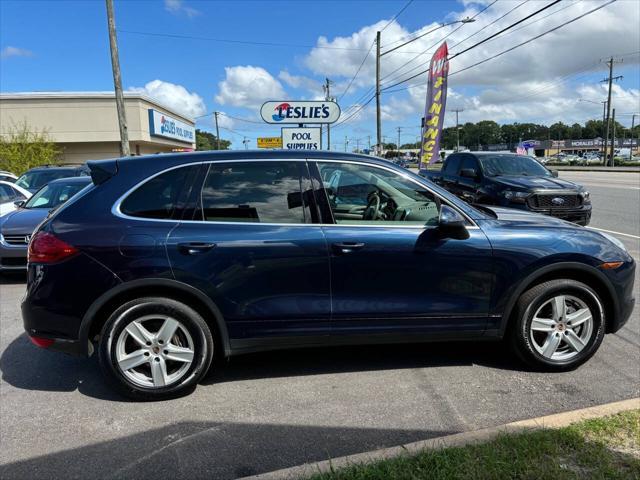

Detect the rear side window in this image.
[199,161,308,223]
[120,165,199,219]
[443,155,461,174]
[460,155,478,173]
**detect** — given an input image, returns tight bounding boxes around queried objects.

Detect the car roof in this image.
[26,164,86,171]
[108,149,400,171]
[46,176,92,185]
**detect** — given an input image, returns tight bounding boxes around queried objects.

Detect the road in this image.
[1,171,638,480]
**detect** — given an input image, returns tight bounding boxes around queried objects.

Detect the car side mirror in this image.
[459,168,478,179]
[13,200,25,208]
[438,204,468,233]
[551,170,559,177]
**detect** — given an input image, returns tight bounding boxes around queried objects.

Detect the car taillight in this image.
[28,232,78,264]
[29,336,55,348]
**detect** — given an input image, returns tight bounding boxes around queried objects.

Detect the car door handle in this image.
[178,242,217,255]
[331,242,365,254]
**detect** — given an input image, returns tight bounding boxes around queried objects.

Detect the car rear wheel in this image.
[98,297,214,400]
[509,279,605,371]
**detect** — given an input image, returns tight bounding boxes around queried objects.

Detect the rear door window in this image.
[120,165,200,219]
[443,155,461,175]
[198,161,310,224]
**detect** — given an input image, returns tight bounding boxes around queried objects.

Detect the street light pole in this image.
[105,0,130,157]
[214,111,220,150]
[375,31,382,154]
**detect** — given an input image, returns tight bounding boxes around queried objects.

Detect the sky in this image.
[1,0,639,150]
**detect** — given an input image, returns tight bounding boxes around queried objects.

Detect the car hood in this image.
[491,175,581,191]
[0,208,49,235]
[482,206,577,227]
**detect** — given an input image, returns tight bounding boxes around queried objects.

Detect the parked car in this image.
[0,180,32,217]
[21,151,634,400]
[0,171,18,183]
[0,176,91,271]
[420,152,592,225]
[14,164,89,193]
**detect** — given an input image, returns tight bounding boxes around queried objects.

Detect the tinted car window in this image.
[317,162,441,226]
[460,155,478,173]
[479,154,551,177]
[15,169,78,191]
[0,184,22,202]
[121,165,199,219]
[199,161,307,224]
[24,180,89,209]
[443,155,461,174]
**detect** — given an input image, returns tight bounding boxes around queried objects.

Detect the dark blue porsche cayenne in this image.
[22,151,635,400]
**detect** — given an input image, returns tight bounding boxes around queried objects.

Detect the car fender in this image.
[495,261,618,336]
[79,278,231,357]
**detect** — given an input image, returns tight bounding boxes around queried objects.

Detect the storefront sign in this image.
[281,127,321,150]
[257,137,283,148]
[261,101,340,124]
[148,109,195,144]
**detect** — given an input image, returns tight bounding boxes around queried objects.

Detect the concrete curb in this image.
[238,397,639,480]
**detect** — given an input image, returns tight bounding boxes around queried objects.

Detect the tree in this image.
[569,123,582,140]
[400,142,420,149]
[549,122,570,140]
[196,129,230,150]
[383,142,397,150]
[0,120,61,175]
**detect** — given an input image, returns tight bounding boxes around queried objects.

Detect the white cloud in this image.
[278,71,322,93]
[1,46,33,59]
[129,80,206,118]
[164,0,200,18]
[215,66,286,108]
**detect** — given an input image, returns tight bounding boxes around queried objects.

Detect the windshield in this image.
[24,181,88,209]
[15,170,76,191]
[479,155,551,177]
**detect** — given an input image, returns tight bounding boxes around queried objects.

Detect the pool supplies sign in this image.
[261,101,340,124]
[282,127,321,150]
[148,109,195,144]
[419,42,449,167]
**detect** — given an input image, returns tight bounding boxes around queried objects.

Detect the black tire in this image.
[508,279,605,371]
[98,297,214,400]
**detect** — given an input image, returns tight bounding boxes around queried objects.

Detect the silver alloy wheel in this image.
[529,295,594,361]
[115,315,195,388]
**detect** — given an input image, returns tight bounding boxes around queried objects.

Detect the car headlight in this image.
[502,190,529,203]
[580,190,590,203]
[598,231,627,252]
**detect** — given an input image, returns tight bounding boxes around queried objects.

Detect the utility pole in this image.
[610,108,616,164]
[631,114,638,160]
[105,0,130,157]
[368,135,371,153]
[602,57,623,166]
[323,78,333,150]
[214,111,220,150]
[356,138,360,153]
[375,31,382,155]
[397,127,402,153]
[344,136,349,153]
[601,101,607,157]
[243,137,249,150]
[451,108,464,152]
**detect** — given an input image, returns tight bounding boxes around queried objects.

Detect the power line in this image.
[332,94,376,130]
[449,0,529,50]
[378,0,498,85]
[449,0,618,75]
[380,0,414,32]
[117,29,373,51]
[448,0,562,60]
[338,40,375,101]
[381,0,617,91]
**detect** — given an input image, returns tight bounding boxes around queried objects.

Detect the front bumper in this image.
[499,201,592,226]
[0,240,27,270]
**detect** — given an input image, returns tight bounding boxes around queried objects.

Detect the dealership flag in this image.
[419,42,449,167]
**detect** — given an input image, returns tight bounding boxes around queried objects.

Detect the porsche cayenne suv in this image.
[22,151,635,400]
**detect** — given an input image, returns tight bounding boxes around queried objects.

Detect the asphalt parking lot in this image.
[1,171,638,480]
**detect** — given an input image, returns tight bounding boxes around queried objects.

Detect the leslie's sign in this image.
[260,101,340,124]
[148,109,195,144]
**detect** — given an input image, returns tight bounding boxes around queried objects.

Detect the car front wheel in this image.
[98,297,214,400]
[509,279,605,371]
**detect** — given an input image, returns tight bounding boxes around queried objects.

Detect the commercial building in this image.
[0,92,196,163]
